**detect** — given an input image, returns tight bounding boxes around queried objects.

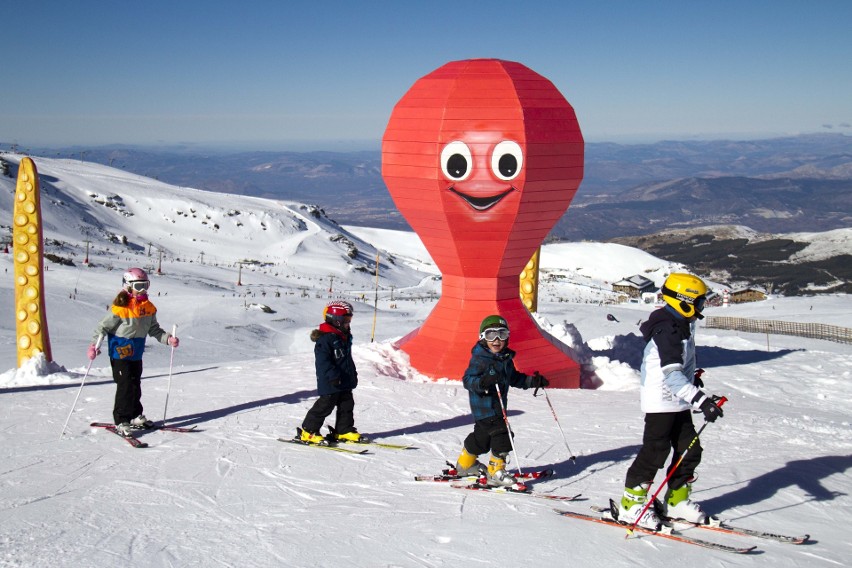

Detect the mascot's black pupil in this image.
[447,154,468,178]
[498,154,517,177]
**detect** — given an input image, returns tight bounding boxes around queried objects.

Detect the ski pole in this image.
[162,324,177,423]
[59,335,103,440]
[537,386,577,463]
[626,396,727,536]
[494,385,524,477]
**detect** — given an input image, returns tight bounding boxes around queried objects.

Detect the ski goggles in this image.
[663,285,706,312]
[129,280,150,292]
[480,328,510,342]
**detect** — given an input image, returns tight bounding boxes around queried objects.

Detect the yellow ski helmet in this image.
[661,273,708,319]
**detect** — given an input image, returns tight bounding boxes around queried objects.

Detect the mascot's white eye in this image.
[441,141,472,181]
[491,141,523,181]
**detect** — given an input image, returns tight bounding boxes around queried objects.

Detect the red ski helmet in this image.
[324,300,354,328]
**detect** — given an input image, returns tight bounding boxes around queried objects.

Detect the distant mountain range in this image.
[558,176,851,241]
[2,144,849,297]
[7,134,851,243]
[611,225,851,296]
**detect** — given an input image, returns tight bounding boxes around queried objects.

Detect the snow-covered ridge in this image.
[785,228,852,262]
[1,154,424,287]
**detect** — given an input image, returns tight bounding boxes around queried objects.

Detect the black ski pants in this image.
[111,358,144,425]
[464,415,512,457]
[302,390,355,435]
[625,410,702,490]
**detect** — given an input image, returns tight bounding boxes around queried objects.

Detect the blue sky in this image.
[3,0,851,150]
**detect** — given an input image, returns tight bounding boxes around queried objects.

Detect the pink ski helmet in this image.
[122,267,150,294]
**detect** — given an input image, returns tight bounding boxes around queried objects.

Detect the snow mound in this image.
[0,352,70,388]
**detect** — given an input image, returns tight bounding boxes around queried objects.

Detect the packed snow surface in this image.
[1,155,850,567]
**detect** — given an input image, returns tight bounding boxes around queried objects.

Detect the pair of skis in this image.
[278,437,371,455]
[553,506,756,554]
[453,479,583,502]
[90,421,198,448]
[592,500,809,545]
[278,426,416,455]
[418,464,806,554]
[552,500,808,553]
[415,463,582,502]
[414,462,554,483]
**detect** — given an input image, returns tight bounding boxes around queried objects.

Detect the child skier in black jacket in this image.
[297,301,362,445]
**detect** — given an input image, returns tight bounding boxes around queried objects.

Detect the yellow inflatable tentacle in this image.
[519,247,540,313]
[13,157,52,366]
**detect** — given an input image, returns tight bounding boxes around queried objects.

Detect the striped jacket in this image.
[92,297,170,361]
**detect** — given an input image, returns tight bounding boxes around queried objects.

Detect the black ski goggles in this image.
[480,328,510,342]
[662,285,706,313]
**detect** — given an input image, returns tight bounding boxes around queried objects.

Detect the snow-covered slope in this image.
[0,154,424,288]
[0,154,849,567]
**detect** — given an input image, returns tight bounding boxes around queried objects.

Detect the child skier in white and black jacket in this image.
[616,273,724,530]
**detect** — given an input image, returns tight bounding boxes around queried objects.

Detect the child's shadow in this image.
[701,454,851,518]
[535,444,642,485]
[369,409,528,440]
[368,413,480,439]
[164,389,316,428]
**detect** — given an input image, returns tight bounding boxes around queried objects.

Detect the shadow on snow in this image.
[163,389,316,428]
[701,454,851,518]
[0,366,219,394]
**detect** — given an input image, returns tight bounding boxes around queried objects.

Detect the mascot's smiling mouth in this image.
[448,187,516,211]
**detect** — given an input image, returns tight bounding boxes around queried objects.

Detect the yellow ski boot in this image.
[486,453,515,487]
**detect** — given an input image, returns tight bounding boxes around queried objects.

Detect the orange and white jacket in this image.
[92,297,170,361]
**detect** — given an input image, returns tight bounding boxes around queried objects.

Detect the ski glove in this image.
[700,396,724,422]
[479,375,498,390]
[168,335,180,348]
[527,372,549,389]
[86,344,100,361]
[694,368,705,388]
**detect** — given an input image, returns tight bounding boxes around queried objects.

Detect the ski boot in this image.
[663,481,707,524]
[328,425,369,444]
[486,453,515,487]
[297,427,328,445]
[454,448,485,477]
[114,422,134,437]
[130,414,154,429]
[336,430,366,443]
[617,483,662,531]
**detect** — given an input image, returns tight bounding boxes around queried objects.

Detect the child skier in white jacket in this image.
[616,273,724,530]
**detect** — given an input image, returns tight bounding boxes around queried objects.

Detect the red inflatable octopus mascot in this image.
[381,59,584,387]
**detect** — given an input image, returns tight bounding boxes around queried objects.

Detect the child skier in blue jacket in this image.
[454,315,548,486]
[297,301,362,445]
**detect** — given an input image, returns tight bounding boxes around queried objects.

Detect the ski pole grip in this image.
[717,396,728,407]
